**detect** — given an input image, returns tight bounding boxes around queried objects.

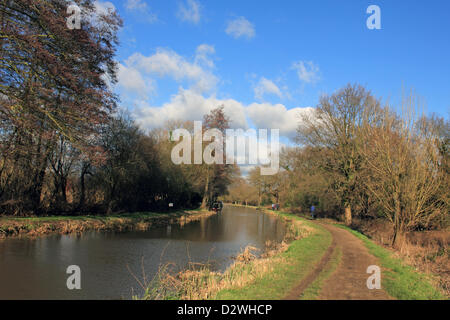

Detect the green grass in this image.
[0,209,211,237]
[214,214,333,299]
[226,203,260,209]
[299,246,342,300]
[0,210,195,223]
[336,224,446,300]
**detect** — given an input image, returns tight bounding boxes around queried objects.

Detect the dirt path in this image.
[285,222,393,300]
[283,233,337,300]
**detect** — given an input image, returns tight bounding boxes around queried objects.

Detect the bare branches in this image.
[297,84,381,225]
[360,93,446,244]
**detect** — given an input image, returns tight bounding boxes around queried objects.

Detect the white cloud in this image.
[117,47,313,140]
[124,0,157,23]
[131,87,312,138]
[93,1,116,16]
[292,61,320,83]
[247,103,314,137]
[133,88,248,130]
[88,1,117,29]
[177,0,201,24]
[254,77,283,100]
[227,136,284,168]
[225,17,255,39]
[117,64,153,98]
[125,0,146,10]
[123,45,218,94]
[195,44,215,68]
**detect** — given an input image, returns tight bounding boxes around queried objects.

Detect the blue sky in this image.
[95,0,450,138]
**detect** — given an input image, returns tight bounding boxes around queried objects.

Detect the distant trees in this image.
[246,147,337,212]
[279,146,336,213]
[222,177,258,206]
[248,167,265,206]
[246,164,289,207]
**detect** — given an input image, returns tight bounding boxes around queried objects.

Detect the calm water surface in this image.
[0,206,286,299]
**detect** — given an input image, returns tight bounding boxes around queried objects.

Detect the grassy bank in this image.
[223,203,259,209]
[140,207,447,300]
[140,211,333,300]
[0,209,214,239]
[336,224,447,300]
[215,214,331,299]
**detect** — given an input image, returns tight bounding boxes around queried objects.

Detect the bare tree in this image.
[297,84,380,225]
[360,93,445,245]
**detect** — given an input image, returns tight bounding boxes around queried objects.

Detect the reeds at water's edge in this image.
[136,219,314,300]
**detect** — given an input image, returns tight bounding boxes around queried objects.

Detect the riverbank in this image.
[215,212,446,299]
[141,206,447,300]
[140,209,333,300]
[0,209,215,239]
[215,212,331,299]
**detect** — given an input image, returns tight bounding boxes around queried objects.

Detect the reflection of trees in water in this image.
[0,207,287,299]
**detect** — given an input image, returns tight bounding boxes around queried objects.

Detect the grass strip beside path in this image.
[299,246,342,300]
[214,212,332,299]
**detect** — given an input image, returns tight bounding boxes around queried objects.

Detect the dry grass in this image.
[0,209,215,239]
[395,240,449,296]
[352,218,449,297]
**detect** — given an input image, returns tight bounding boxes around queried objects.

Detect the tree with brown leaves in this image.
[0,0,122,214]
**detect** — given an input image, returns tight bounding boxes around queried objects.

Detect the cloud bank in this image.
[117,46,314,139]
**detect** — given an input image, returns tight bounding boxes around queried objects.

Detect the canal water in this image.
[0,206,286,299]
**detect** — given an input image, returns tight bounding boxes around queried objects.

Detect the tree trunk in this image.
[61,176,67,204]
[391,223,405,247]
[392,191,401,246]
[344,205,352,225]
[258,190,261,207]
[201,173,210,209]
[392,225,398,246]
[29,133,48,213]
[78,170,86,212]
